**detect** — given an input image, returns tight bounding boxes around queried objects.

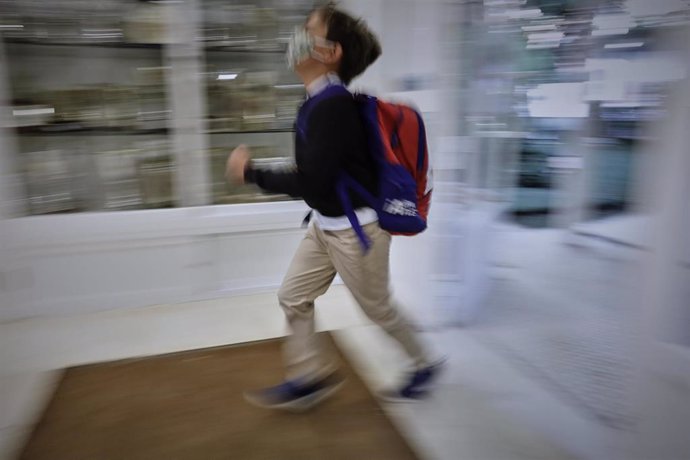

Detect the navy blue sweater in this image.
[244,87,377,217]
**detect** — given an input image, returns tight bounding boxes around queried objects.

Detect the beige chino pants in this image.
[278,221,429,381]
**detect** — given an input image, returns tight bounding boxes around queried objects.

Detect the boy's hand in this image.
[226,144,251,184]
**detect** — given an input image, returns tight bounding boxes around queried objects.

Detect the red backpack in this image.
[337,93,432,251]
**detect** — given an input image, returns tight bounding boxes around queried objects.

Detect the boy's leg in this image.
[324,223,430,369]
[278,223,337,382]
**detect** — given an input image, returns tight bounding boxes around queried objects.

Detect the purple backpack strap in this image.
[336,173,377,253]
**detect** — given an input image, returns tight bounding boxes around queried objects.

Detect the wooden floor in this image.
[20,333,419,460]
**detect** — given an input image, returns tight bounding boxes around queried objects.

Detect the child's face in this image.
[285,11,342,77]
[290,11,339,73]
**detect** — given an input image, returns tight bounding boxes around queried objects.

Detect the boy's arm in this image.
[227,144,304,198]
[244,96,359,200]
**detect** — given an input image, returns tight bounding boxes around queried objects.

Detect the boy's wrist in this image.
[243,160,256,183]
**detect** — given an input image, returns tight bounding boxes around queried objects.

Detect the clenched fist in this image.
[226,144,251,184]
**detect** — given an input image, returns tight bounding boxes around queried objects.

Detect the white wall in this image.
[0,202,308,321]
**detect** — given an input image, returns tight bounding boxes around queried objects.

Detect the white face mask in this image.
[286,26,335,70]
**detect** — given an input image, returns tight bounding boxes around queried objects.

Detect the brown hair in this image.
[315,3,381,85]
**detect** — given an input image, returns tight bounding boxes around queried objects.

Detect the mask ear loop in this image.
[311,36,336,63]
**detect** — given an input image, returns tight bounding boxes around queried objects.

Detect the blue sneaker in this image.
[244,372,345,412]
[379,358,447,402]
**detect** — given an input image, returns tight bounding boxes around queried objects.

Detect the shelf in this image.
[204,44,286,54]
[3,37,287,54]
[15,125,295,136]
[3,37,163,50]
[206,128,294,135]
[16,125,169,136]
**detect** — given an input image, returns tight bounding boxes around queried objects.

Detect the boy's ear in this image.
[330,42,343,64]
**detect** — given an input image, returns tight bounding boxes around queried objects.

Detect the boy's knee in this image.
[277,284,295,308]
[362,303,400,327]
[278,285,312,313]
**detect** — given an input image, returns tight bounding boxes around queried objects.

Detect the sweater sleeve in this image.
[244,159,303,198]
[244,95,360,201]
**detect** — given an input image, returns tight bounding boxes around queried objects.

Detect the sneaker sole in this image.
[244,379,346,412]
[377,389,429,404]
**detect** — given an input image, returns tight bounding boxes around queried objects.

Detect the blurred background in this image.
[1,0,689,459]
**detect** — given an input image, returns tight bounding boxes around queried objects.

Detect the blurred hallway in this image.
[2,0,689,458]
[3,217,676,460]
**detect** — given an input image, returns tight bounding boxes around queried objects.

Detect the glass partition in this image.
[0,0,314,215]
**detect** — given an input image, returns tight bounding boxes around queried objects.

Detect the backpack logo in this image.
[383,198,418,217]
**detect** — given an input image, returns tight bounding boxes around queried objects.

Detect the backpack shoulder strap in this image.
[298,85,352,139]
[336,173,377,252]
